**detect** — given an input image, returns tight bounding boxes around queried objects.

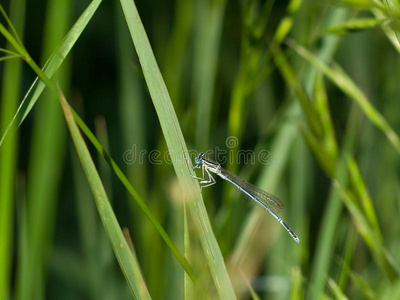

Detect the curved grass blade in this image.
[58,89,151,299]
[327,277,349,300]
[70,109,202,290]
[120,0,236,298]
[324,17,384,35]
[287,38,400,155]
[0,4,24,47]
[0,0,102,148]
[4,15,201,287]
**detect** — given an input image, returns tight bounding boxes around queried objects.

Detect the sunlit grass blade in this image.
[0,0,102,148]
[119,0,236,298]
[335,0,393,13]
[287,38,400,155]
[324,17,384,35]
[346,156,381,240]
[290,266,304,300]
[327,277,349,300]
[313,75,338,160]
[58,89,151,299]
[372,5,400,53]
[273,0,303,44]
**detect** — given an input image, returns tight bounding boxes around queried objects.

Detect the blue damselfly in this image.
[192,152,300,243]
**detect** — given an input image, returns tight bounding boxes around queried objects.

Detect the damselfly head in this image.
[195,152,205,164]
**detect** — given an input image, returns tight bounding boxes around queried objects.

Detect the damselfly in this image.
[192,152,300,243]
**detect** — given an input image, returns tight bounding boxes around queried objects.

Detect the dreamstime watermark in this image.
[122,136,270,165]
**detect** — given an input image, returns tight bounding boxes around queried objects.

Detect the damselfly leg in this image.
[192,164,216,190]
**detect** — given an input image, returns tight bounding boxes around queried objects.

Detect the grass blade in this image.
[290,266,304,300]
[184,202,195,300]
[324,17,384,35]
[0,0,25,298]
[287,38,400,155]
[58,89,151,299]
[0,0,102,148]
[119,0,236,298]
[193,0,226,149]
[327,277,349,300]
[71,110,201,287]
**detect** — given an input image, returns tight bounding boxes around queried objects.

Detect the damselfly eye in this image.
[195,152,205,164]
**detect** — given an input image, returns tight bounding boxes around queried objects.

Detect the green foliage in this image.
[1,0,400,299]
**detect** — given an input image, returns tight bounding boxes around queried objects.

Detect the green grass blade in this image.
[0,0,25,298]
[348,267,379,300]
[58,89,151,299]
[272,45,322,138]
[0,0,102,148]
[308,106,359,300]
[290,266,304,300]
[0,54,21,61]
[324,17,384,35]
[0,4,24,47]
[72,149,105,299]
[327,277,349,300]
[0,47,19,55]
[193,0,226,149]
[287,39,400,155]
[70,110,200,287]
[14,184,29,300]
[184,203,194,300]
[273,0,303,44]
[313,75,338,160]
[228,104,300,296]
[119,0,236,298]
[346,156,382,240]
[373,6,400,53]
[334,182,400,281]
[17,0,71,297]
[241,272,261,300]
[163,0,193,110]
[337,227,357,291]
[0,20,26,56]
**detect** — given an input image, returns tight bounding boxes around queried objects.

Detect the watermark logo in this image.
[122,136,270,165]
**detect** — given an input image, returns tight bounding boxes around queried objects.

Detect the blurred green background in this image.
[1,0,400,299]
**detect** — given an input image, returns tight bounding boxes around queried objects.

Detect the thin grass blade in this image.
[119,0,236,298]
[324,17,384,35]
[58,89,151,299]
[0,0,102,148]
[0,0,25,297]
[287,39,400,155]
